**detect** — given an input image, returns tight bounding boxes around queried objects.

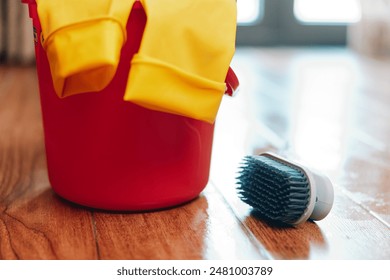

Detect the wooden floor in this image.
[0,47,389,260]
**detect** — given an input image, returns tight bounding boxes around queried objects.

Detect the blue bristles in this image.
[237,154,311,224]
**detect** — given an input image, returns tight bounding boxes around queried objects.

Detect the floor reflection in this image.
[243,214,327,259]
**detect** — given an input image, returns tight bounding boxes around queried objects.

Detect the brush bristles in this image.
[237,155,310,224]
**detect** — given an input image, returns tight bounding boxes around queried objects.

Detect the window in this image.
[294,0,361,24]
[236,0,362,46]
[237,0,262,25]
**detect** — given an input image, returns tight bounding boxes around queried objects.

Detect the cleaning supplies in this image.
[36,0,135,98]
[123,0,237,123]
[237,153,334,226]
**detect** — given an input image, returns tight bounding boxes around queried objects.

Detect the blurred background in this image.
[235,0,390,57]
[0,0,35,64]
[1,0,390,64]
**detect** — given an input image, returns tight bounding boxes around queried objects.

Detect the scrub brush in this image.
[237,152,334,225]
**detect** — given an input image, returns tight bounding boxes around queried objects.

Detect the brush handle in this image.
[309,170,334,221]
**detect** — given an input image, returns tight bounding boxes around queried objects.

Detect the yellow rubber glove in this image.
[124,0,237,123]
[36,0,135,98]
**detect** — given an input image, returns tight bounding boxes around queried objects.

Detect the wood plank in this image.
[0,67,97,259]
[93,185,266,260]
[336,56,390,226]
[211,185,390,260]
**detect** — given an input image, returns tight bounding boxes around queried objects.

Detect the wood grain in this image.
[0,67,97,259]
[93,187,264,260]
[1,47,389,260]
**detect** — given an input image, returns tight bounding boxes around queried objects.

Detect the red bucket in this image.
[23,0,237,210]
